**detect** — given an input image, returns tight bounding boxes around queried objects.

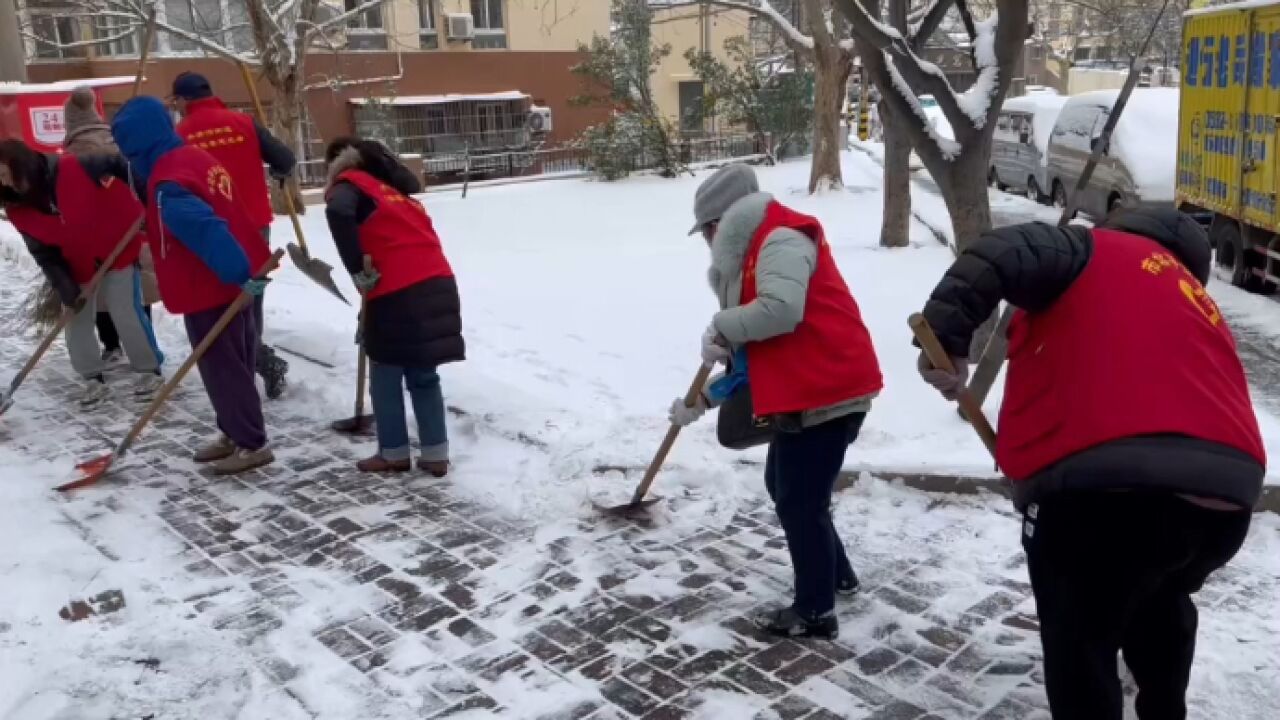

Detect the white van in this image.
[1045,88,1179,219]
[989,93,1068,203]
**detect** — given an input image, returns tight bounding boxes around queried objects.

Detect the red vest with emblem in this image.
[998,228,1266,480]
[177,97,273,230]
[741,201,883,415]
[6,155,143,283]
[329,169,453,300]
[146,145,271,315]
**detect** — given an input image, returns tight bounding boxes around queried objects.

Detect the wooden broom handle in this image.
[237,61,308,253]
[353,255,372,417]
[909,313,999,458]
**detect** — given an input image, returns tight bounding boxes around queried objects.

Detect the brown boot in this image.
[212,446,275,475]
[357,454,411,473]
[194,434,236,463]
[417,459,449,478]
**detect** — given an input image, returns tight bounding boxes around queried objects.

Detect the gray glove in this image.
[353,268,380,293]
[918,351,969,401]
[668,392,710,427]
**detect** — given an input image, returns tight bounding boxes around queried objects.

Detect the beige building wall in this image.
[400,0,607,52]
[650,5,752,134]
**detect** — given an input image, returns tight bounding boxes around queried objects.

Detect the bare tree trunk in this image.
[938,153,993,251]
[879,104,912,248]
[263,70,307,214]
[809,47,848,193]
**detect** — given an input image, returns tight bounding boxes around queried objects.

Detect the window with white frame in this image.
[470,0,506,49]
[91,16,140,57]
[26,0,86,59]
[419,0,438,50]
[344,0,387,50]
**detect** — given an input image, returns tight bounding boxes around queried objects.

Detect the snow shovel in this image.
[332,256,375,435]
[908,313,998,459]
[56,249,285,492]
[236,61,349,306]
[595,363,714,517]
[1,218,145,418]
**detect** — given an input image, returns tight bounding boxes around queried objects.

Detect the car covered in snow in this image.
[989,93,1068,203]
[1045,88,1179,219]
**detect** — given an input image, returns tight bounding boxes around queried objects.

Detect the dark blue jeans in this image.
[369,361,448,462]
[764,412,865,617]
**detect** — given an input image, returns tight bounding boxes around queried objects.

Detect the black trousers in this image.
[764,412,864,617]
[1022,491,1251,720]
[96,306,151,352]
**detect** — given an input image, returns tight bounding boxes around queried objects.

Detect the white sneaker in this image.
[101,348,124,367]
[79,379,109,408]
[132,372,164,399]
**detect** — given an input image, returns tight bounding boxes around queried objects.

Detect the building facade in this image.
[649,2,751,135]
[20,0,611,165]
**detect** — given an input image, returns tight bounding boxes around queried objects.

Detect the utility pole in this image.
[0,0,28,82]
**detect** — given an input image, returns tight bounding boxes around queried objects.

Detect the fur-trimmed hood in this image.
[325,146,364,190]
[707,191,773,306]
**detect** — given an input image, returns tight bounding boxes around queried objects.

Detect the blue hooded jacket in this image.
[111,96,251,286]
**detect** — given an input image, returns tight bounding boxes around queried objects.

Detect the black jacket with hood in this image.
[921,208,1264,510]
[325,144,464,369]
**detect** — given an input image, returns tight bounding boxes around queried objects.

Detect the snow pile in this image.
[1003,93,1068,159]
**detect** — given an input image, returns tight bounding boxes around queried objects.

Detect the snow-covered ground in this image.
[1,150,1278,719]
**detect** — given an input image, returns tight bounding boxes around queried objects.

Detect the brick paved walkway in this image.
[2,276,1277,720]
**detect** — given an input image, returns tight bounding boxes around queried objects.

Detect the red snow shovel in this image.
[56,250,285,492]
[332,256,375,435]
[595,363,715,517]
[1,218,145,418]
[908,313,998,459]
[238,62,349,306]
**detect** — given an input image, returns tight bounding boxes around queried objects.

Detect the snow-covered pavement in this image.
[2,151,1279,719]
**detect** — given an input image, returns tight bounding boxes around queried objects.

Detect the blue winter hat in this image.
[171,71,213,100]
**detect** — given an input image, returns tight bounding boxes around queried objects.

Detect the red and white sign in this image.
[29,107,66,145]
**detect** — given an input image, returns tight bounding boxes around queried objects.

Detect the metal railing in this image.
[294,133,767,189]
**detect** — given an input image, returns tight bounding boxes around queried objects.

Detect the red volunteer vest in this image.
[146,145,271,315]
[177,97,273,230]
[741,201,883,415]
[998,228,1266,480]
[6,155,143,283]
[329,169,453,300]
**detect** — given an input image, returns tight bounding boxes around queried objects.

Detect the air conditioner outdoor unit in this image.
[446,13,475,41]
[528,106,552,134]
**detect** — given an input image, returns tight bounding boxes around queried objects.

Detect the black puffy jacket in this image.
[922,208,1263,510]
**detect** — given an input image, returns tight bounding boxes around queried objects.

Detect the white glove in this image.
[701,323,731,366]
[668,393,709,427]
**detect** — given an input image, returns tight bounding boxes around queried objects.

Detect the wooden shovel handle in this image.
[353,255,373,417]
[908,313,999,459]
[131,9,158,98]
[237,61,308,254]
[114,250,285,459]
[630,363,715,505]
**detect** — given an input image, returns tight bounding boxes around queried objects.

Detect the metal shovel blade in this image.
[287,243,350,305]
[55,453,116,493]
[331,414,376,436]
[593,495,664,517]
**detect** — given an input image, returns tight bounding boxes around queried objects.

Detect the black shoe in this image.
[837,575,860,597]
[259,354,289,400]
[755,607,838,640]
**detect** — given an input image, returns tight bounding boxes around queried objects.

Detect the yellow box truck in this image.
[1178,0,1280,292]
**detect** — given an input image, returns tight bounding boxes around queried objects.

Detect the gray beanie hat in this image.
[689,163,759,235]
[63,87,106,138]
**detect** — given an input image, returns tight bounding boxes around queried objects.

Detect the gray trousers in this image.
[65,266,162,379]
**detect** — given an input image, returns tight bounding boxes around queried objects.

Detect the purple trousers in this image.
[184,302,267,451]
